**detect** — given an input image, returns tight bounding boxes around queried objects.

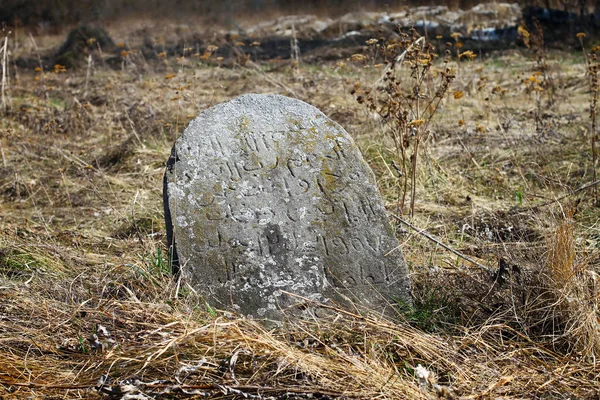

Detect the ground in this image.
[0,18,599,399]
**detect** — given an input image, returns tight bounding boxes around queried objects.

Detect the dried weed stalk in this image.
[579,33,600,204]
[352,32,455,217]
[519,20,557,134]
[1,32,10,113]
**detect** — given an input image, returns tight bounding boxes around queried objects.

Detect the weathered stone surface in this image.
[164,94,411,320]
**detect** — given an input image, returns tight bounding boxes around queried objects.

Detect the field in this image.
[1,16,600,399]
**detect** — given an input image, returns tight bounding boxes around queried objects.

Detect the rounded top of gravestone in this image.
[164,94,411,322]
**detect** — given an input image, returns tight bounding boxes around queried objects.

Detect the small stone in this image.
[164,94,411,321]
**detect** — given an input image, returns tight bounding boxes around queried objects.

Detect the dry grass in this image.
[1,228,598,398]
[0,19,599,399]
[542,212,600,359]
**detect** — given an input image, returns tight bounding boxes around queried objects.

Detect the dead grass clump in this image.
[0,168,29,201]
[55,25,117,68]
[94,135,139,170]
[1,228,447,398]
[539,211,600,359]
[2,246,599,399]
[460,208,541,243]
[410,208,600,351]
[10,101,93,143]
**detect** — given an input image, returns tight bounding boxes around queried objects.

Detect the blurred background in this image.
[1,0,599,29]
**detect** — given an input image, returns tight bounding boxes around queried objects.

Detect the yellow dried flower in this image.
[453,91,464,99]
[459,50,476,60]
[518,26,530,38]
[408,119,425,127]
[419,54,432,64]
[491,85,506,95]
[53,64,67,73]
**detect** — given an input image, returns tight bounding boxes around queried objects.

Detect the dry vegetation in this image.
[0,16,599,399]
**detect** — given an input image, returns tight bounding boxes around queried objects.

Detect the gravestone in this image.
[163,94,411,320]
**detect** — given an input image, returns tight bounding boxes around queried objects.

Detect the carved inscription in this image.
[184,124,387,286]
[196,132,379,224]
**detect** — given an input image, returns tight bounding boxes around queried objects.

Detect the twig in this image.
[53,146,95,170]
[280,290,405,331]
[84,54,93,94]
[131,190,145,246]
[281,290,369,322]
[290,22,300,67]
[390,213,493,274]
[0,141,6,168]
[28,33,44,78]
[1,35,10,112]
[529,179,600,210]
[0,380,91,389]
